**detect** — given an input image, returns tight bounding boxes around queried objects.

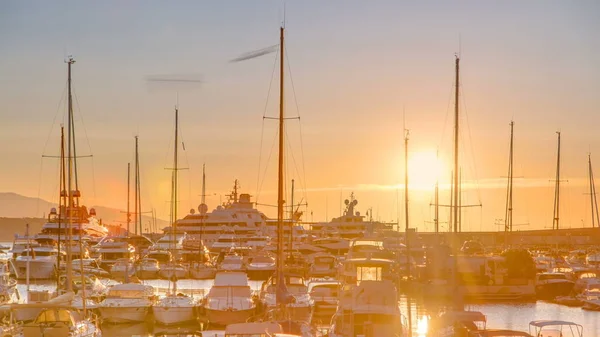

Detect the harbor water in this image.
[15,279,600,336]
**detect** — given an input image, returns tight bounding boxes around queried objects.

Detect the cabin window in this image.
[356,266,383,282]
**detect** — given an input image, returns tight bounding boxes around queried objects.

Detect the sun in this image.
[407,150,443,190]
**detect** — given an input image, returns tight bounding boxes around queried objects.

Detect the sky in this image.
[1,1,600,232]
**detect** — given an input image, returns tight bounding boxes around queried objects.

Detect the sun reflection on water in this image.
[416,315,429,337]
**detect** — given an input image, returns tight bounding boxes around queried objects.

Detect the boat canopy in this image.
[529,320,582,328]
[225,322,283,336]
[35,308,76,326]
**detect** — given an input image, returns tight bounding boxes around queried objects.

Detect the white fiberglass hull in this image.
[13,260,56,280]
[153,305,196,325]
[137,268,159,280]
[159,268,188,280]
[190,267,216,280]
[204,307,256,326]
[99,305,150,323]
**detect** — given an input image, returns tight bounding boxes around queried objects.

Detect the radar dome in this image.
[352,199,358,206]
[356,211,360,216]
[50,208,57,215]
[344,199,350,205]
[198,203,208,214]
[190,208,195,214]
[89,208,96,216]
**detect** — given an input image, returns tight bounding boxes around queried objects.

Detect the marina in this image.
[2,2,600,336]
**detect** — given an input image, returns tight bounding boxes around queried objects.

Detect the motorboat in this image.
[430,310,487,337]
[528,320,583,337]
[136,258,160,279]
[158,262,189,280]
[146,250,173,265]
[307,253,338,278]
[210,234,240,254]
[246,251,276,280]
[189,261,217,279]
[329,280,404,337]
[308,280,339,319]
[153,293,200,325]
[22,307,100,337]
[69,258,110,278]
[12,245,64,280]
[98,283,156,323]
[203,271,257,326]
[150,232,187,254]
[259,274,311,322]
[110,258,136,281]
[218,252,246,272]
[535,272,574,300]
[92,236,136,270]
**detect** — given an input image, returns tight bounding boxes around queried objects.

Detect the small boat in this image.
[110,258,136,281]
[529,320,583,337]
[158,261,188,280]
[204,271,257,326]
[98,283,155,323]
[70,258,110,278]
[218,252,246,272]
[246,251,276,280]
[260,274,311,322]
[22,307,100,337]
[12,245,64,280]
[307,253,338,278]
[308,280,339,319]
[136,257,160,279]
[535,272,574,300]
[189,261,217,280]
[153,293,200,325]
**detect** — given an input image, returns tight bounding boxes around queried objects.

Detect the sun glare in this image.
[408,151,443,190]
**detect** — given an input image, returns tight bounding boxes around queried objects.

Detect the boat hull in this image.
[536,281,574,300]
[137,269,159,280]
[190,267,216,280]
[204,307,256,326]
[246,268,275,280]
[13,260,56,280]
[99,306,150,323]
[159,269,188,280]
[153,305,197,325]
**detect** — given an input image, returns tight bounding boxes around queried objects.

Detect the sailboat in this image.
[152,105,199,325]
[19,56,101,337]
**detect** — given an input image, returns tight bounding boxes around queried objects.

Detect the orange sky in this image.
[1,2,600,232]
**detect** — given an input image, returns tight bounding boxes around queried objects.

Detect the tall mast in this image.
[136,136,142,235]
[276,25,285,309]
[201,164,206,206]
[452,56,460,234]
[404,128,412,334]
[588,154,600,228]
[57,126,65,291]
[504,121,514,247]
[127,163,131,234]
[552,132,561,231]
[65,56,75,293]
[134,137,139,235]
[173,107,179,233]
[289,179,295,255]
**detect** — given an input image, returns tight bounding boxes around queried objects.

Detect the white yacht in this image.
[246,251,276,280]
[158,261,188,280]
[329,280,404,337]
[98,283,155,323]
[210,234,241,253]
[150,232,187,253]
[136,258,160,279]
[308,253,338,278]
[92,236,136,269]
[218,252,246,272]
[153,293,200,325]
[165,181,270,245]
[12,245,65,280]
[310,193,394,239]
[189,261,217,279]
[110,258,136,280]
[259,274,311,322]
[38,204,108,244]
[204,271,257,326]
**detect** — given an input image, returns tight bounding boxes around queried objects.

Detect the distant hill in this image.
[0,192,55,218]
[0,192,169,234]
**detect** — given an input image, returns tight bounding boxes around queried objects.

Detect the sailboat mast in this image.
[57,126,65,291]
[136,136,142,235]
[134,136,139,235]
[201,163,206,240]
[289,179,295,255]
[553,132,561,231]
[453,56,460,234]
[174,108,179,231]
[404,128,412,334]
[588,154,599,228]
[127,163,131,234]
[65,56,75,292]
[504,121,514,246]
[276,25,285,308]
